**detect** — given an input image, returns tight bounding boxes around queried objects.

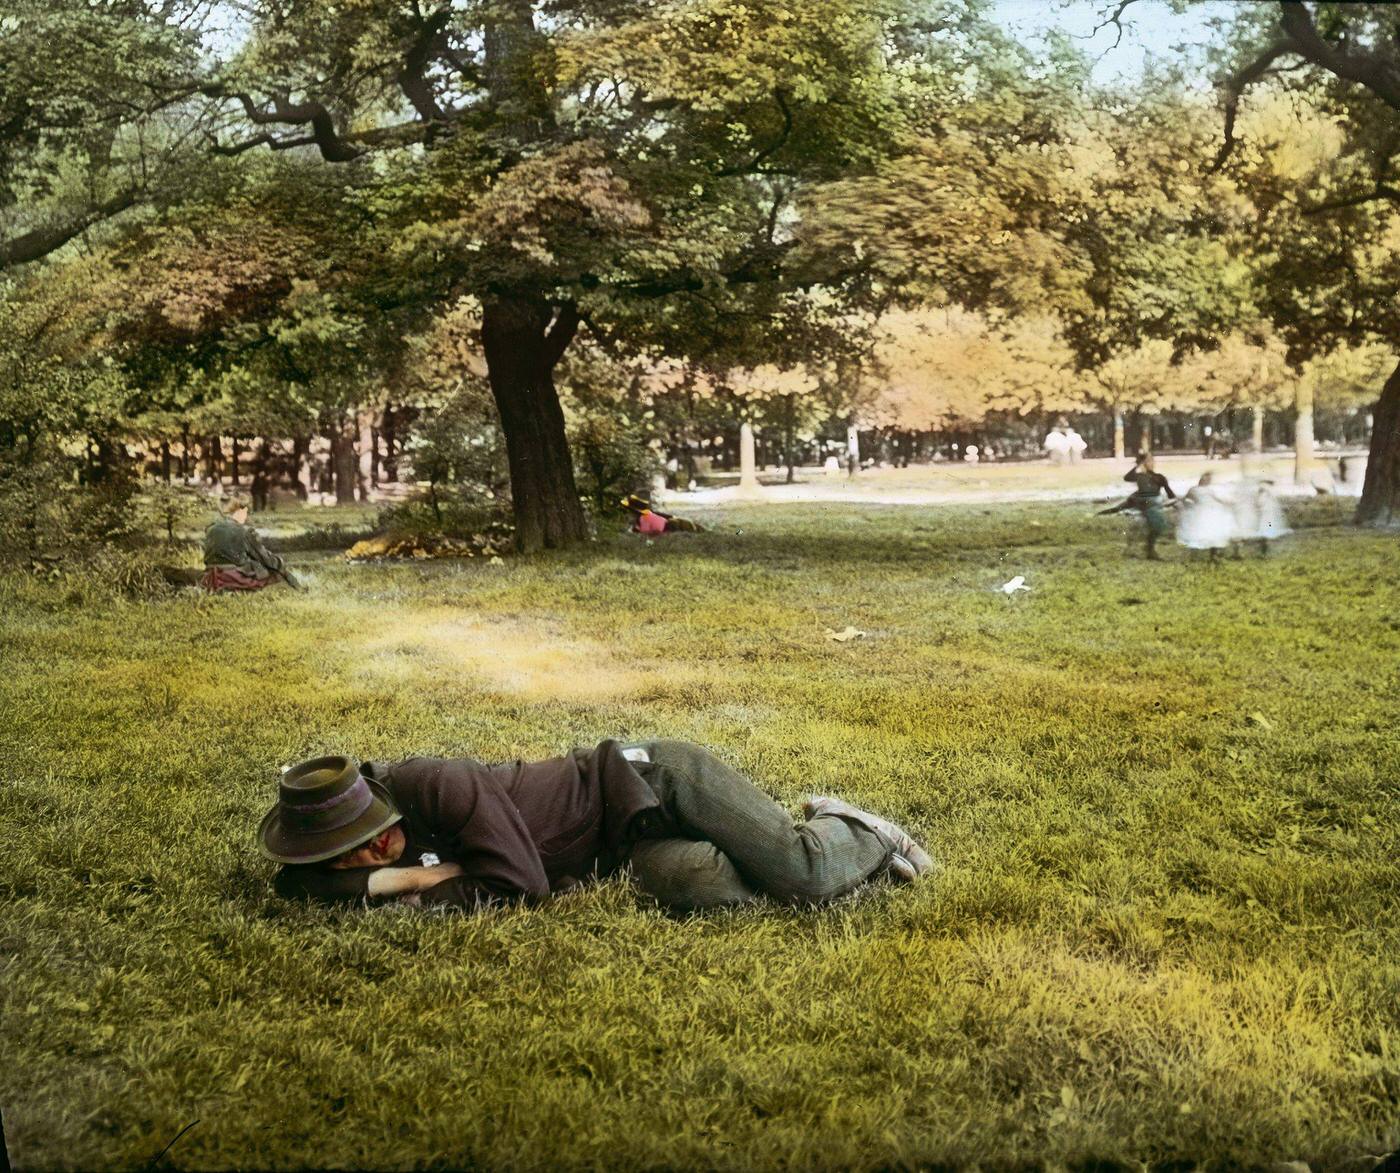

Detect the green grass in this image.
[1,501,1397,1171]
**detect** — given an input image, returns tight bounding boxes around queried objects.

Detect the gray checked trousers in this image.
[620,740,895,911]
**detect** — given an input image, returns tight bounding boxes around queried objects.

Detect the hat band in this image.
[283,776,375,834]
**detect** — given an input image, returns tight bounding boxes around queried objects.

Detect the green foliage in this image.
[372,496,514,546]
[401,383,509,520]
[1301,341,1395,411]
[568,410,661,514]
[130,480,215,544]
[1,502,1398,1167]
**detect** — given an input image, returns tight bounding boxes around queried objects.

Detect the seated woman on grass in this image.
[260,740,935,913]
[202,495,299,592]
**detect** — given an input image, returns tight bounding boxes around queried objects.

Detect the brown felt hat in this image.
[257,755,400,864]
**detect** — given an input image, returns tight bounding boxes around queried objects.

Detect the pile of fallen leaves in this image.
[345,524,512,563]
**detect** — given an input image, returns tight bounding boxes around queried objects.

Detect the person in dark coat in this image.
[260,740,934,913]
[201,496,299,591]
[1097,453,1177,560]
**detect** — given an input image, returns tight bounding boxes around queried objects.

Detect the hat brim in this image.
[257,777,401,865]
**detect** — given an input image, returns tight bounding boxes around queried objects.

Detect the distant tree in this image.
[1210,1,1400,523]
[875,308,1084,437]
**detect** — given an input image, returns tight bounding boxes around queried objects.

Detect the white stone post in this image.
[1294,381,1316,485]
[738,419,760,496]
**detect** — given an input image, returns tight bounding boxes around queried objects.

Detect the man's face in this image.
[330,823,406,869]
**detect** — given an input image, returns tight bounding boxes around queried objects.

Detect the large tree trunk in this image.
[328,419,358,505]
[250,439,271,511]
[480,296,589,552]
[1356,359,1400,527]
[292,435,311,501]
[783,396,796,484]
[356,412,375,502]
[1112,406,1125,459]
[382,408,399,482]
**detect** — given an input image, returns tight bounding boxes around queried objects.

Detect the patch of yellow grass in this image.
[356,609,706,703]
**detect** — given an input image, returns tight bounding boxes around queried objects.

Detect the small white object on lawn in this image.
[825,625,867,642]
[1001,575,1031,594]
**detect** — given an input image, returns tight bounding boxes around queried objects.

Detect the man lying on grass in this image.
[259,740,934,912]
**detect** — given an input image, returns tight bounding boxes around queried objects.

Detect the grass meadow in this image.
[1,499,1397,1171]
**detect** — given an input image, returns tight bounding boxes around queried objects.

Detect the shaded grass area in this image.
[1,501,1398,1170]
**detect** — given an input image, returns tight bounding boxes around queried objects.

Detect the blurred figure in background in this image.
[1230,480,1290,557]
[201,495,299,592]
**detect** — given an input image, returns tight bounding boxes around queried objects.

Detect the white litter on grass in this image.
[1000,575,1031,594]
[825,625,867,642]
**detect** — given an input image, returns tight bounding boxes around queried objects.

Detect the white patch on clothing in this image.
[621,746,651,763]
[419,852,441,867]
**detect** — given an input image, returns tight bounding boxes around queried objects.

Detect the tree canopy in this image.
[3,0,1399,539]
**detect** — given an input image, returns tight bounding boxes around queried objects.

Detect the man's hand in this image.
[366,862,465,898]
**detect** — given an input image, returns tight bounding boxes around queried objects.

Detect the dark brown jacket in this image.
[274,740,660,910]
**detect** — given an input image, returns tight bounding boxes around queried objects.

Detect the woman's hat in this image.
[257,755,400,864]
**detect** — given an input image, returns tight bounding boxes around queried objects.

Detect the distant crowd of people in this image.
[1042,419,1088,465]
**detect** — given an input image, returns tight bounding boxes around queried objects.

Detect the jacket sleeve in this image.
[389,760,551,910]
[246,528,286,574]
[1159,475,1176,500]
[1123,467,1139,484]
[274,864,372,905]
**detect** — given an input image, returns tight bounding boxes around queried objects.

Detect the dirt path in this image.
[660,453,1366,508]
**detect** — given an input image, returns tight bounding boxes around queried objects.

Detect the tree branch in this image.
[1301,182,1400,215]
[396,9,452,126]
[1087,0,1141,51]
[0,188,140,269]
[1210,39,1295,172]
[1279,0,1400,111]
[716,89,794,178]
[203,87,364,162]
[207,130,319,156]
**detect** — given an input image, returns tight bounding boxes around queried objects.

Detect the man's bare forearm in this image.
[366,862,465,897]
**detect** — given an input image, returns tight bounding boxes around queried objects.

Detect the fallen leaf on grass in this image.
[1247,711,1275,731]
[1000,575,1030,594]
[825,626,866,642]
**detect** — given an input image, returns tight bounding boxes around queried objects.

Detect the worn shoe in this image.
[803,795,937,878]
[885,854,921,883]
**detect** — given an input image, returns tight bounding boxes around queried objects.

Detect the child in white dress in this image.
[1176,473,1237,564]
[1231,479,1290,556]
